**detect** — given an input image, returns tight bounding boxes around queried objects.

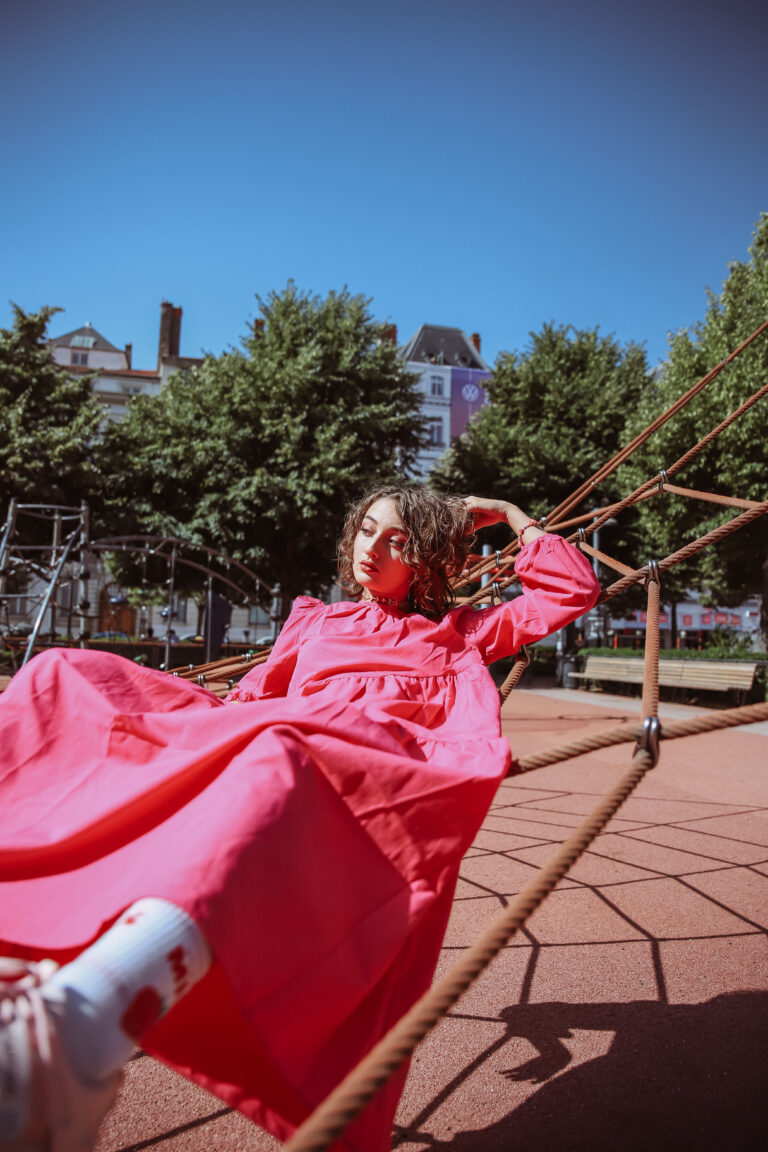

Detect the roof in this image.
[47,322,122,354]
[401,324,489,370]
[161,355,205,370]
[63,366,160,379]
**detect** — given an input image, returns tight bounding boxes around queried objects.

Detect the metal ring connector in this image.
[495,550,503,569]
[635,715,661,767]
[577,527,587,545]
[491,581,502,603]
[644,558,659,588]
[658,469,668,491]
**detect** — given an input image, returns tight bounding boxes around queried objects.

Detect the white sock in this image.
[43,898,211,1085]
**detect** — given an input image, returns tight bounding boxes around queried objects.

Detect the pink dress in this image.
[0,535,599,1150]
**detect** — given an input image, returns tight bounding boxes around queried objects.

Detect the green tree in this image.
[101,284,426,607]
[618,214,768,645]
[0,305,105,518]
[431,322,649,556]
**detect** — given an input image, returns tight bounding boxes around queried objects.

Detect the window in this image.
[56,582,75,611]
[248,604,270,626]
[428,419,444,447]
[430,374,445,397]
[71,335,96,348]
[71,351,89,366]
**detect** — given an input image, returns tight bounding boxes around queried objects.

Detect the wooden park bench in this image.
[569,655,759,705]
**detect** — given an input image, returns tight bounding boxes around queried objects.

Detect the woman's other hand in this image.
[463,496,546,544]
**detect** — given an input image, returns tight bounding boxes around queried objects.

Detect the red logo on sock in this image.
[121,987,164,1039]
[167,946,189,996]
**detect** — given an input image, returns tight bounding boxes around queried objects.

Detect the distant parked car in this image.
[180,633,205,643]
[92,631,130,641]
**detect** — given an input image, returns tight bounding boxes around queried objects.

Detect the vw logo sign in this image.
[461,383,480,402]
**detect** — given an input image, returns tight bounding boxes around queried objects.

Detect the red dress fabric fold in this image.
[0,535,599,1150]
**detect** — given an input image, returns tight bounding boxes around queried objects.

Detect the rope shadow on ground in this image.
[393,990,768,1152]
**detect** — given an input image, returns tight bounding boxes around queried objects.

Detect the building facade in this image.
[48,301,202,422]
[400,324,491,477]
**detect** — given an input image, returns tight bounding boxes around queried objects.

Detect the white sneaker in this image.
[0,958,121,1151]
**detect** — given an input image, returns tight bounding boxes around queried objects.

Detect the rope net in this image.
[169,322,768,1150]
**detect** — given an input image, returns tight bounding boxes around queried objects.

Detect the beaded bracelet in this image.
[517,519,538,548]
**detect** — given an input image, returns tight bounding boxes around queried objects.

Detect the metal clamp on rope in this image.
[658,469,668,491]
[495,550,503,571]
[577,526,587,548]
[635,715,661,767]
[644,558,659,588]
[197,673,206,687]
[491,580,502,603]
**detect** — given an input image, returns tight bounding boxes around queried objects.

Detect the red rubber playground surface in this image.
[96,686,768,1151]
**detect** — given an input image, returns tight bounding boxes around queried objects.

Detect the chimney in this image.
[383,323,398,346]
[470,332,481,354]
[158,301,183,365]
[124,343,132,369]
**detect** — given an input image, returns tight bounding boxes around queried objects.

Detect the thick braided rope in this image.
[465,493,767,609]
[458,361,768,594]
[661,375,768,483]
[659,482,763,511]
[173,650,270,680]
[512,700,768,773]
[284,744,656,1152]
[542,320,768,528]
[599,499,768,603]
[498,646,530,703]
[642,577,660,718]
[572,373,768,545]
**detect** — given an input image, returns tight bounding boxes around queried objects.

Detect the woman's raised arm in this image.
[463,496,547,548]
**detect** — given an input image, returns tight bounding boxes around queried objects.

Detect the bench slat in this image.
[575,656,756,693]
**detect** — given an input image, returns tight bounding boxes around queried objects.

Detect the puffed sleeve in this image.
[454,534,601,664]
[224,596,322,702]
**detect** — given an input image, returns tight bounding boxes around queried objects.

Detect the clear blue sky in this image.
[2,0,766,372]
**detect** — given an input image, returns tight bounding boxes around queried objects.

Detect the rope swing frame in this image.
[279,321,768,1152]
[7,324,765,1149]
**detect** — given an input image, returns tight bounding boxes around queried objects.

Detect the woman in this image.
[0,487,600,1152]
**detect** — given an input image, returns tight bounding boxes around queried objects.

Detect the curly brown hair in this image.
[338,484,474,619]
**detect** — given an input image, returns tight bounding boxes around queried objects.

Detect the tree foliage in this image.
[0,305,105,518]
[617,213,768,642]
[100,284,426,606]
[431,323,649,563]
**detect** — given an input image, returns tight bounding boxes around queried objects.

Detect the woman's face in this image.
[352,496,412,602]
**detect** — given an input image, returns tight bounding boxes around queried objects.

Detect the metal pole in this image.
[0,498,18,597]
[480,543,492,587]
[78,501,91,642]
[204,575,213,663]
[22,530,79,667]
[163,545,177,670]
[50,510,62,641]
